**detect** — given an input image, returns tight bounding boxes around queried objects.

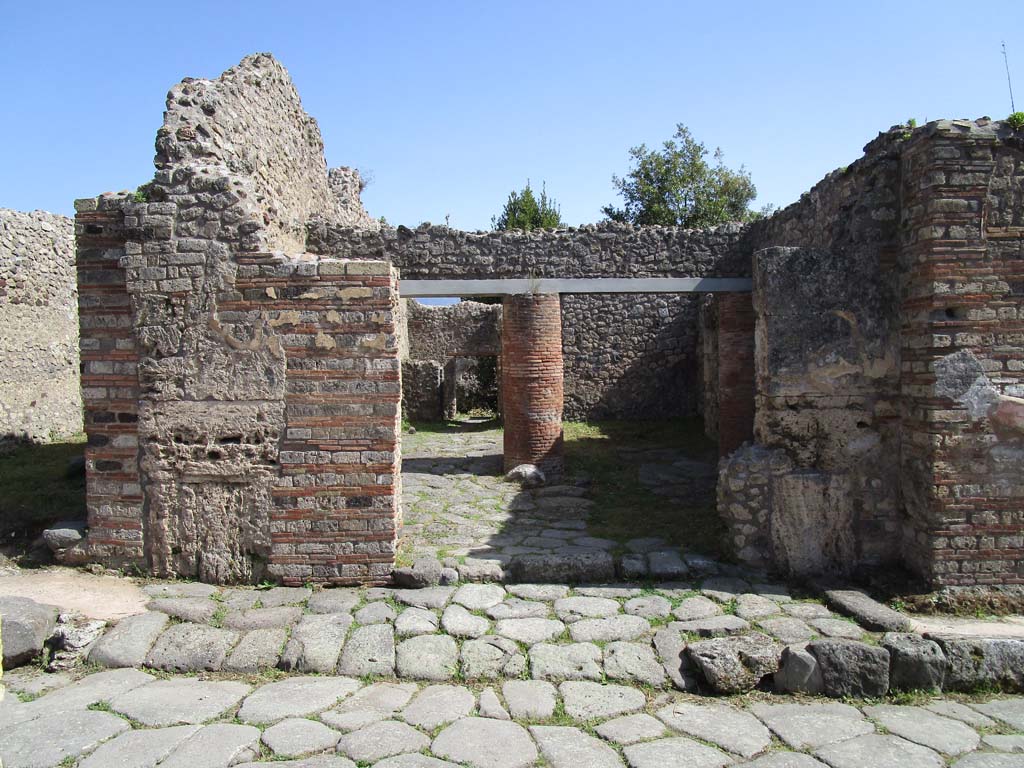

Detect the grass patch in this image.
[0,434,87,543]
[562,418,725,557]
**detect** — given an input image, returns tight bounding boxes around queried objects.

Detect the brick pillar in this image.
[717,292,755,457]
[501,293,564,474]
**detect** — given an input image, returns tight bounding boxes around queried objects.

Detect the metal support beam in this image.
[399,277,752,297]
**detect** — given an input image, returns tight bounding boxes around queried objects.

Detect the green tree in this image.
[602,124,760,227]
[492,181,565,231]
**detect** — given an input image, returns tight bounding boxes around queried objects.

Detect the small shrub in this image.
[1007,112,1024,130]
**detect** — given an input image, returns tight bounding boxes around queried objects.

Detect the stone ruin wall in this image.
[0,209,81,449]
[74,54,401,585]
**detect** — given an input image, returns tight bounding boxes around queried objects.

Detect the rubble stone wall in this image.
[0,209,80,449]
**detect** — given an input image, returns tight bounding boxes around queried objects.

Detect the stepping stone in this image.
[432,718,537,768]
[110,678,250,726]
[308,589,361,614]
[355,601,397,625]
[396,634,459,680]
[814,734,944,768]
[487,598,548,620]
[263,718,341,757]
[396,607,440,637]
[569,615,649,642]
[925,701,996,728]
[624,596,671,619]
[555,596,621,621]
[147,597,219,624]
[559,681,645,720]
[759,617,814,645]
[337,721,429,763]
[622,736,732,768]
[143,582,218,599]
[222,606,302,630]
[863,705,979,755]
[783,602,831,620]
[809,618,864,640]
[672,596,721,621]
[320,681,418,732]
[531,725,624,768]
[78,724,201,768]
[442,604,490,638]
[971,699,1024,730]
[0,709,130,768]
[479,687,510,720]
[337,624,396,676]
[603,641,666,686]
[145,622,238,672]
[502,679,557,719]
[507,584,569,601]
[281,613,353,673]
[223,627,287,672]
[257,586,312,607]
[530,642,603,681]
[735,593,781,620]
[749,702,873,750]
[401,684,475,730]
[158,723,261,768]
[395,587,455,609]
[575,586,643,599]
[596,713,668,745]
[461,636,526,678]
[238,677,362,724]
[453,583,507,610]
[496,617,565,644]
[656,700,770,758]
[809,639,889,698]
[89,611,169,668]
[670,615,749,637]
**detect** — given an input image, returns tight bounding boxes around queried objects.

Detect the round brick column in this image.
[501,293,564,474]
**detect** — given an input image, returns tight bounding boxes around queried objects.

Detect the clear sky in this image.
[1,0,1022,231]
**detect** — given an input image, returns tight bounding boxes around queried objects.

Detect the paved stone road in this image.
[2,664,1023,767]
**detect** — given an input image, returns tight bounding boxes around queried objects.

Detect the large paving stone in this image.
[307,589,360,614]
[622,736,733,768]
[88,611,169,668]
[738,755,829,768]
[595,713,668,745]
[774,643,823,695]
[237,676,362,724]
[354,601,397,625]
[394,587,455,609]
[670,615,749,637]
[281,613,353,673]
[603,641,666,686]
[257,586,312,607]
[222,606,302,631]
[560,680,645,720]
[531,725,624,768]
[396,606,440,637]
[147,597,219,624]
[78,724,201,768]
[952,756,1024,768]
[110,678,250,726]
[432,718,538,768]
[145,622,238,672]
[320,681,418,732]
[337,721,429,763]
[158,723,261,768]
[495,617,565,644]
[569,615,649,642]
[502,679,557,719]
[814,734,944,768]
[478,686,509,720]
[396,634,458,680]
[824,589,911,632]
[554,596,621,621]
[656,700,771,758]
[653,627,699,692]
[442,604,490,638]
[401,684,475,729]
[487,598,548,620]
[783,602,831,620]
[970,698,1024,730]
[0,596,59,668]
[624,595,672,619]
[530,642,603,680]
[2,668,155,726]
[509,551,616,583]
[925,701,996,728]
[881,633,947,691]
[223,627,287,672]
[809,618,865,640]
[236,758,356,768]
[687,632,781,694]
[809,639,890,698]
[461,635,526,678]
[262,718,341,757]
[453,583,507,610]
[0,708,130,768]
[863,705,979,755]
[372,757,459,768]
[735,593,780,620]
[983,734,1024,752]
[759,617,814,645]
[337,623,396,676]
[507,584,570,601]
[749,702,873,750]
[672,596,722,620]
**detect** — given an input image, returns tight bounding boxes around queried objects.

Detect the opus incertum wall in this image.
[69,51,1024,589]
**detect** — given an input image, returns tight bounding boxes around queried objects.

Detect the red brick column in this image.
[717,292,755,457]
[501,293,564,474]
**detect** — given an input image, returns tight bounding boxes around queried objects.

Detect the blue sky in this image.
[1,1,1021,231]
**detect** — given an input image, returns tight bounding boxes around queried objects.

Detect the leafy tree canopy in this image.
[492,180,565,231]
[602,124,761,228]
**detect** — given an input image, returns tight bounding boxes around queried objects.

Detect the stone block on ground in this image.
[774,643,823,695]
[145,622,238,672]
[337,624,396,677]
[88,610,169,668]
[881,633,947,691]
[748,702,873,750]
[307,589,361,614]
[508,552,615,583]
[0,596,59,668]
[813,733,944,768]
[647,550,688,580]
[824,589,911,632]
[280,613,353,673]
[529,642,603,681]
[569,615,650,642]
[595,713,668,745]
[262,718,342,757]
[559,680,646,720]
[530,725,623,768]
[400,684,475,729]
[656,700,771,758]
[495,617,565,644]
[432,718,538,768]
[461,635,526,678]
[392,556,443,588]
[109,678,250,726]
[441,604,490,638]
[147,597,219,624]
[622,736,732,768]
[502,679,557,719]
[224,627,288,672]
[337,721,429,764]
[670,615,749,637]
[809,639,889,698]
[396,634,458,680]
[653,627,699,692]
[687,632,781,694]
[929,636,1024,692]
[396,607,440,637]
[603,640,666,686]
[237,676,362,724]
